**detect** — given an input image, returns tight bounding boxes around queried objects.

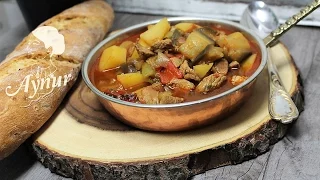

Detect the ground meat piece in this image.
[159,92,184,104]
[168,79,195,90]
[196,74,227,93]
[212,59,228,75]
[151,39,173,52]
[184,74,201,81]
[128,59,144,71]
[229,61,240,69]
[146,52,171,69]
[148,76,161,84]
[179,60,201,81]
[146,56,158,69]
[135,43,154,60]
[135,86,160,104]
[151,82,164,91]
[135,86,184,104]
[231,75,248,86]
[176,36,186,45]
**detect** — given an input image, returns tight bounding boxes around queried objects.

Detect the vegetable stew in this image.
[90,18,261,104]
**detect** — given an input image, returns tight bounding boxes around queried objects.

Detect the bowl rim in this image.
[82,17,267,108]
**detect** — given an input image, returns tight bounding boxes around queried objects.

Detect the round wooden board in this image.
[30,43,304,180]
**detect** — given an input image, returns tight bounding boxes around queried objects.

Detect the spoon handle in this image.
[264,0,320,46]
[267,48,299,123]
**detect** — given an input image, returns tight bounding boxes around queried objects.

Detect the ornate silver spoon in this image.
[241,0,320,123]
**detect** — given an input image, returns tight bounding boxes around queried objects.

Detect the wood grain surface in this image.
[27,42,302,180]
[0,12,320,180]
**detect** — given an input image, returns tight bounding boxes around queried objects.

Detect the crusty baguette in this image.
[0,0,114,160]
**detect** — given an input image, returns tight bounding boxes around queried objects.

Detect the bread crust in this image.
[0,0,114,159]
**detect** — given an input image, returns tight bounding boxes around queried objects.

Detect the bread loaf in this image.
[0,0,114,160]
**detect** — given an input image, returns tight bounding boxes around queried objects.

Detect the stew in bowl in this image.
[82,17,267,131]
[90,18,261,105]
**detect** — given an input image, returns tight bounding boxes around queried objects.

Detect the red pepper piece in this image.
[158,61,183,84]
[166,61,183,79]
[158,68,175,84]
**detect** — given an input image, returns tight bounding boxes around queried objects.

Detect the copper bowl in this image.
[82,17,267,131]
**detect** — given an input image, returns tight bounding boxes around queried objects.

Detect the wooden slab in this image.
[30,43,304,180]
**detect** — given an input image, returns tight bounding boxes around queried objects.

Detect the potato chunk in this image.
[242,53,257,73]
[217,32,251,62]
[99,45,127,71]
[140,18,171,46]
[193,63,213,79]
[117,72,145,89]
[128,48,140,61]
[175,23,196,33]
[119,41,134,50]
[138,38,150,47]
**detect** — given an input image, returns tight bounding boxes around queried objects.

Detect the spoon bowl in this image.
[241,1,279,38]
